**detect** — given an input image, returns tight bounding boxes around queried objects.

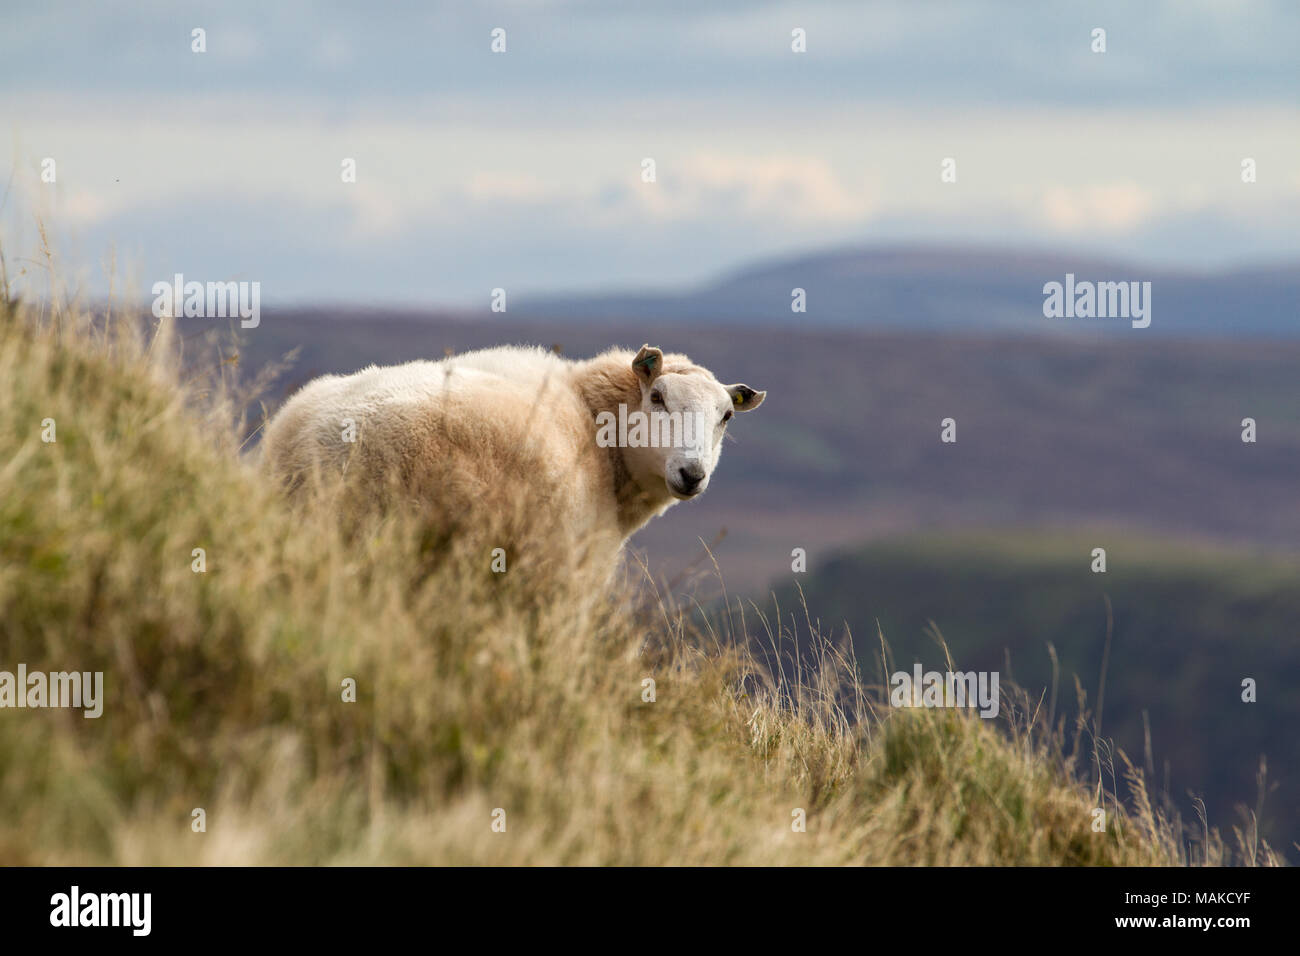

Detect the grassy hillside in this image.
[768,532,1300,857]
[0,299,1251,865]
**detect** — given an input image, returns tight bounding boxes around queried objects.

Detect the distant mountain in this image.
[511,245,1299,337]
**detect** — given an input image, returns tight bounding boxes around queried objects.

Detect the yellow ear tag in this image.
[733,393,743,405]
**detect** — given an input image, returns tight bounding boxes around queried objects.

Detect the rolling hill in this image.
[510,245,1300,337]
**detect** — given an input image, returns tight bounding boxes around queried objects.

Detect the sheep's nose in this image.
[677,465,705,491]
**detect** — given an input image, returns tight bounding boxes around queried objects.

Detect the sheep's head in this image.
[624,344,765,501]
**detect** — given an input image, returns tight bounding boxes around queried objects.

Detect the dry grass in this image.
[0,288,1266,866]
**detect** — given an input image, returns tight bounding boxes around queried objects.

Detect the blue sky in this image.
[3,0,1298,306]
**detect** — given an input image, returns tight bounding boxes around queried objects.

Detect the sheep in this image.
[261,343,765,568]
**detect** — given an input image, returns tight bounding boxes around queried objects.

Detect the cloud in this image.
[2,1,1296,108]
[1039,183,1155,233]
[3,83,1298,303]
[465,171,554,203]
[634,153,875,224]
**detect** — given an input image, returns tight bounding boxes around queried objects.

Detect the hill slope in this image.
[767,531,1300,855]
[0,301,1202,865]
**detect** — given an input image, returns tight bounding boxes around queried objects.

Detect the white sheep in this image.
[261,343,765,564]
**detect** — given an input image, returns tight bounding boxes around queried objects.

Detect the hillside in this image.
[0,299,1215,865]
[766,531,1300,855]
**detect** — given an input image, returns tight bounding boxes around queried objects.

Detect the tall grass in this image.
[0,289,1263,866]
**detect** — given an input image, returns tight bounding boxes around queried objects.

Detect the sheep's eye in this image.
[721,409,733,424]
[650,391,664,405]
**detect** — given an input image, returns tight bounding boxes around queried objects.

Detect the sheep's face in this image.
[625,345,765,502]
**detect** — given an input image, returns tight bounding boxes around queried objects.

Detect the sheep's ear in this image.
[632,345,663,385]
[726,384,766,412]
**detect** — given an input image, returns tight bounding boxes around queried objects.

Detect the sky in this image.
[2,0,1298,307]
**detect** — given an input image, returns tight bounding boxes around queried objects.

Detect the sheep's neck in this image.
[574,359,675,538]
[609,443,674,537]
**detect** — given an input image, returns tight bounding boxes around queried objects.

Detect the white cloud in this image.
[635,153,876,224]
[465,171,554,203]
[1039,183,1155,233]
